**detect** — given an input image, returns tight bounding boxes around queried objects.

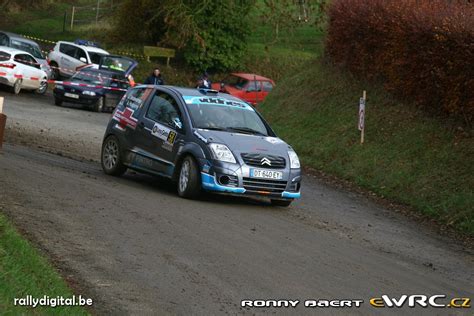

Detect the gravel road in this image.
[0,88,472,315]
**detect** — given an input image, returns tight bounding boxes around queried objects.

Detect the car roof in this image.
[0,31,40,46]
[57,41,109,54]
[77,67,125,77]
[0,45,34,56]
[134,85,249,102]
[230,73,273,82]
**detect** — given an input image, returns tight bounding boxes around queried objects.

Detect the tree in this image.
[113,0,252,72]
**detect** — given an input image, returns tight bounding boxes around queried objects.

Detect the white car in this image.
[0,46,48,95]
[48,41,109,79]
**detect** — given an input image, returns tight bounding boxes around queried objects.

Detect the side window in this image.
[24,55,39,68]
[262,81,273,92]
[246,81,262,92]
[116,87,152,120]
[14,54,28,65]
[0,33,9,46]
[146,92,182,129]
[75,48,87,62]
[59,43,77,58]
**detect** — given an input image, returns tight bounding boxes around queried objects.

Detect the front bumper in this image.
[54,89,99,105]
[199,159,301,200]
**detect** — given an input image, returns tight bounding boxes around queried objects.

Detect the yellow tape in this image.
[22,34,56,45]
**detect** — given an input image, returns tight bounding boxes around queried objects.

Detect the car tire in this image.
[94,96,105,112]
[12,79,21,95]
[54,98,62,106]
[101,135,127,176]
[177,156,201,199]
[270,199,292,207]
[36,79,48,95]
[50,62,60,80]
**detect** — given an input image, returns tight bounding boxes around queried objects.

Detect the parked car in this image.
[211,73,275,106]
[53,55,137,112]
[48,40,109,79]
[0,46,48,94]
[0,31,52,78]
[100,86,301,206]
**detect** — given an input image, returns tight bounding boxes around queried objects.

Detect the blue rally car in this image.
[100,86,301,206]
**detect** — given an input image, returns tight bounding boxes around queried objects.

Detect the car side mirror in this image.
[79,57,87,63]
[173,117,183,130]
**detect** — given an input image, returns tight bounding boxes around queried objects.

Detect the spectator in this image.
[197,72,212,89]
[144,67,165,85]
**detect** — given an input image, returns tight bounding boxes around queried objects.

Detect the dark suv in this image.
[101,86,301,206]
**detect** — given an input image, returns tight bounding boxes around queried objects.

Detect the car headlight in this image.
[209,143,236,164]
[82,90,96,96]
[288,150,301,169]
[55,85,64,90]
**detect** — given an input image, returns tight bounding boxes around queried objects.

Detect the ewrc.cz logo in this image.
[370,295,471,308]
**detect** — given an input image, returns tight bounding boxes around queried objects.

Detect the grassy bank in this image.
[260,59,474,235]
[0,213,90,314]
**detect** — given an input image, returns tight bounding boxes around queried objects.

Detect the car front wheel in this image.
[36,79,48,95]
[50,62,60,80]
[177,156,201,199]
[94,96,105,112]
[101,135,127,176]
[12,79,21,95]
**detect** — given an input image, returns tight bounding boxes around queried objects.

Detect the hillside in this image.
[260,59,474,235]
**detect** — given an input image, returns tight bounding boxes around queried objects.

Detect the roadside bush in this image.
[325,0,474,125]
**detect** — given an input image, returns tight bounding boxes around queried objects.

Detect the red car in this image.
[211,73,275,106]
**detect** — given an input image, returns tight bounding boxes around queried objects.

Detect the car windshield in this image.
[89,52,105,64]
[183,96,269,136]
[72,69,111,86]
[224,75,248,90]
[11,40,43,59]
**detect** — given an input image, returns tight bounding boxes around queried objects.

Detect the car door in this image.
[134,90,184,176]
[105,73,129,108]
[244,80,262,105]
[13,53,36,88]
[58,43,78,76]
[73,46,88,69]
[23,54,43,89]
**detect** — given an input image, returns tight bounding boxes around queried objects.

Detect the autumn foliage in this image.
[325,0,474,124]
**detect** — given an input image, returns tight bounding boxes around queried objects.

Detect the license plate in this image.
[64,92,79,99]
[250,169,283,180]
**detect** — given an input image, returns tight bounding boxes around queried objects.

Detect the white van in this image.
[48,41,109,79]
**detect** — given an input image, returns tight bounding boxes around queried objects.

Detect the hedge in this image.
[325,0,474,125]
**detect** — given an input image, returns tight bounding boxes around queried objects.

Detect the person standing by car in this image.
[144,67,165,85]
[196,72,211,89]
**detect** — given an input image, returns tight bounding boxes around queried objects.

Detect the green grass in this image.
[0,213,90,314]
[260,59,474,235]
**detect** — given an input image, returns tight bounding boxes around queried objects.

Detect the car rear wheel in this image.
[50,62,60,80]
[94,96,105,112]
[101,135,127,176]
[12,79,21,95]
[270,199,292,207]
[36,79,48,95]
[177,156,201,199]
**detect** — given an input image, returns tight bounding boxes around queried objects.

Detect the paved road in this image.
[0,89,472,315]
